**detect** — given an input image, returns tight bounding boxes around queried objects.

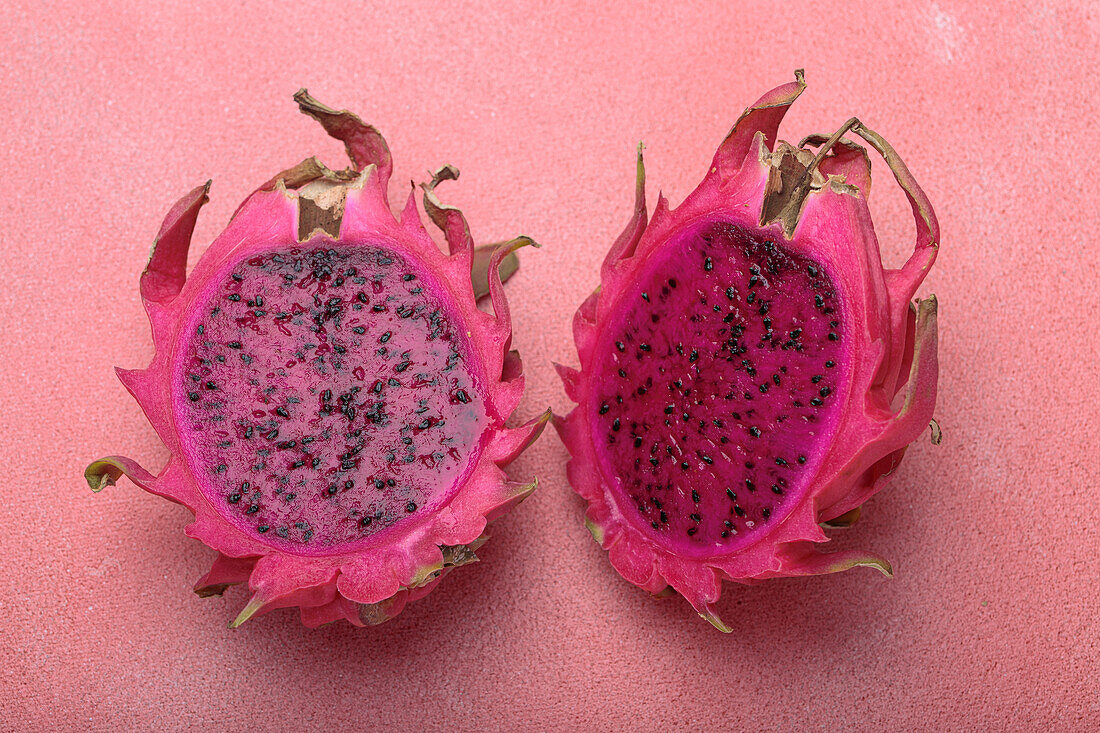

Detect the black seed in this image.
[599,403,610,415]
[615,341,625,351]
[759,383,769,394]
[668,278,677,288]
[188,392,200,401]
[771,484,783,495]
[257,525,269,533]
[689,349,698,363]
[825,360,836,368]
[228,493,241,504]
[748,426,761,437]
[808,265,819,277]
[227,341,242,349]
[726,286,736,299]
[797,455,807,465]
[819,387,831,397]
[702,454,713,465]
[775,457,788,466]
[691,489,700,503]
[762,507,771,519]
[660,511,668,523]
[734,505,746,517]
[641,292,649,302]
[231,273,243,282]
[406,501,417,513]
[246,504,259,515]
[745,479,756,492]
[361,516,372,527]
[810,398,823,406]
[704,257,713,271]
[790,329,802,339]
[812,375,823,384]
[727,488,737,501]
[611,418,620,432]
[275,407,289,418]
[815,294,824,307]
[327,484,338,495]
[828,332,838,341]
[664,405,675,414]
[639,343,652,352]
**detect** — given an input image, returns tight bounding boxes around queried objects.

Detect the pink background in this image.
[2,1,1097,730]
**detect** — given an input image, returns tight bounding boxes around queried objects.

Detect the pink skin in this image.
[555,71,939,631]
[87,97,548,628]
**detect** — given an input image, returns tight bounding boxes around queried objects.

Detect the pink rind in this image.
[554,72,939,631]
[86,94,547,627]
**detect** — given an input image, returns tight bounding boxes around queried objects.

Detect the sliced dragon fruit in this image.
[86,91,548,628]
[554,71,940,631]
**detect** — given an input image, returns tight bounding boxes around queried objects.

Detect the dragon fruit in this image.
[86,91,548,628]
[554,71,939,631]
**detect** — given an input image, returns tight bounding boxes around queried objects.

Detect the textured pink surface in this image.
[2,1,1097,729]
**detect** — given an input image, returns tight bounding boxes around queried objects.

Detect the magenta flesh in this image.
[592,222,847,555]
[178,245,486,552]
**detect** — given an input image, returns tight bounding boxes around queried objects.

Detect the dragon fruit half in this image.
[554,71,939,631]
[86,92,548,628]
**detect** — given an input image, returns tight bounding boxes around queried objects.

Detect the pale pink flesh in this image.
[590,220,847,556]
[177,242,486,553]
